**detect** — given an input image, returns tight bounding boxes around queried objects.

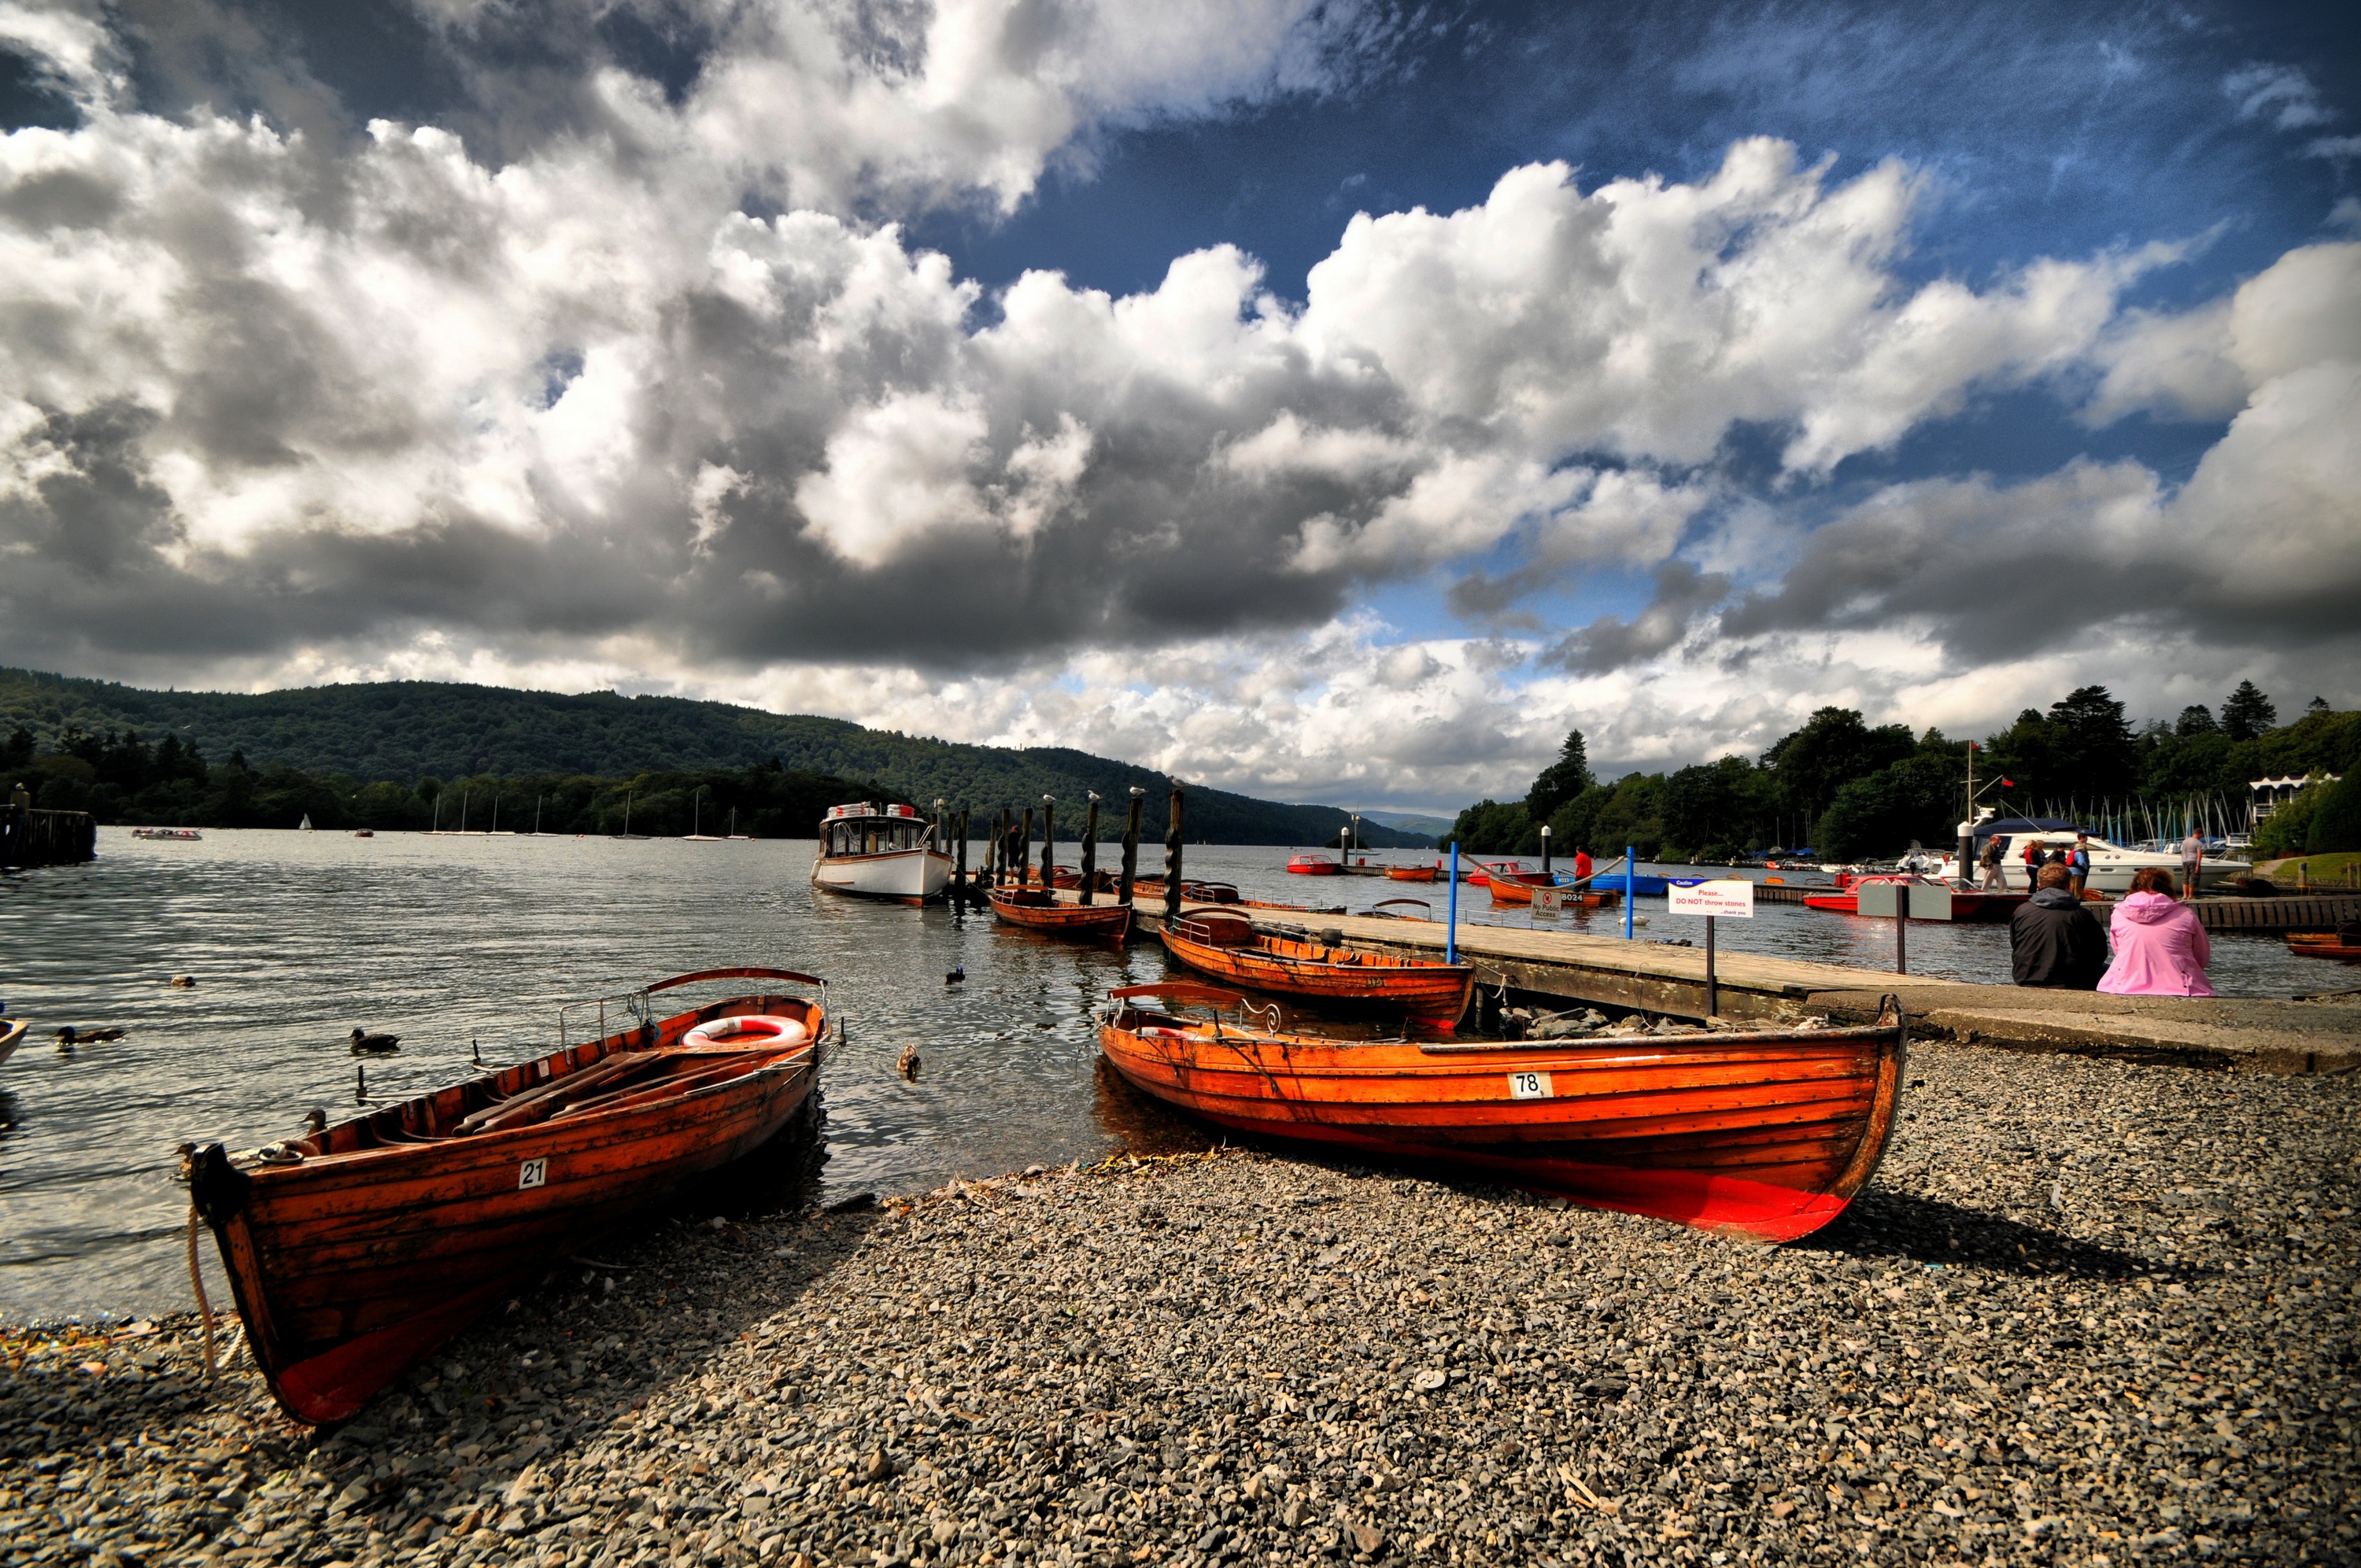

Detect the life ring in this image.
[682,1014,809,1048]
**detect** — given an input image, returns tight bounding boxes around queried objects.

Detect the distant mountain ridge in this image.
[0,668,1429,847]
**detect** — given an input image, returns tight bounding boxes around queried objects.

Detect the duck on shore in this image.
[349,1028,401,1055]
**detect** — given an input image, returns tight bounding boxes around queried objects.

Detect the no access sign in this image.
[1668,879,1756,918]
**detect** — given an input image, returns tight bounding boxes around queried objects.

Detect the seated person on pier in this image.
[2009,865,2108,990]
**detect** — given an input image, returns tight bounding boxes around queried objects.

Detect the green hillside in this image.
[0,668,1425,846]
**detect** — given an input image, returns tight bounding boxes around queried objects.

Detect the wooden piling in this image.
[955,808,970,902]
[1120,788,1144,905]
[1163,784,1185,921]
[1040,798,1056,889]
[1020,806,1034,888]
[1079,795,1101,906]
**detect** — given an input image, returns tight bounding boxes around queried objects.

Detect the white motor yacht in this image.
[811,802,953,905]
[1942,810,2243,894]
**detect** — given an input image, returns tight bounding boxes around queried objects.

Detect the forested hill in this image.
[0,669,1425,847]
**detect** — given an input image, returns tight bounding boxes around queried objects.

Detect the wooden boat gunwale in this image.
[1158,913,1474,1023]
[2286,933,2361,960]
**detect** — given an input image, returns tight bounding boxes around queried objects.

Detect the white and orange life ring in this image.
[682,1014,810,1048]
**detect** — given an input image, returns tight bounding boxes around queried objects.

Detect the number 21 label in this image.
[518,1157,548,1190]
[1508,1071,1553,1100]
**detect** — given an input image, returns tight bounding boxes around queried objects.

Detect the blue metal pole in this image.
[1447,843,1459,963]
[1624,843,1635,940]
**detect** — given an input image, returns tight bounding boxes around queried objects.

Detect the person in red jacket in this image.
[1573,846,1593,883]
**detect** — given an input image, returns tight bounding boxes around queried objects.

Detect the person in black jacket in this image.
[2010,864,2108,988]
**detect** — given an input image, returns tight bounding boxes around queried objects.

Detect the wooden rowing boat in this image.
[0,1016,24,1068]
[186,967,826,1426]
[2287,932,2361,960]
[1099,983,1906,1241]
[989,887,1132,942]
[1386,864,1439,882]
[1158,911,1473,1024]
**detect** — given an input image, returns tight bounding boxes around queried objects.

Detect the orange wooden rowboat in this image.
[2286,932,2361,960]
[1386,864,1440,882]
[1099,983,1906,1241]
[1158,911,1473,1024]
[990,886,1132,942]
[186,967,826,1426]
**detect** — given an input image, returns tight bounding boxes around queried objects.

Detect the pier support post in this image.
[1447,843,1459,963]
[1120,788,1144,905]
[1040,797,1056,889]
[1164,785,1185,921]
[1080,795,1100,905]
[1624,845,1635,940]
[1894,882,1909,975]
[1540,824,1550,876]
[955,809,969,903]
[1705,915,1718,1017]
[1020,806,1033,887]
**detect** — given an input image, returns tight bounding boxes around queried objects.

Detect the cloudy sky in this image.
[1,0,2355,810]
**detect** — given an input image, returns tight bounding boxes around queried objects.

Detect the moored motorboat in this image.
[1286,854,1342,876]
[131,827,202,841]
[1803,874,2023,922]
[1158,911,1473,1024]
[1098,983,1907,1241]
[811,802,952,904]
[988,886,1132,943]
[186,967,827,1425]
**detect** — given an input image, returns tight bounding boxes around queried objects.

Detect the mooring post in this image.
[955,808,970,902]
[1447,842,1460,963]
[1020,806,1034,887]
[1163,784,1185,922]
[1539,824,1551,876]
[1040,796,1056,889]
[1079,793,1101,905]
[1120,787,1144,904]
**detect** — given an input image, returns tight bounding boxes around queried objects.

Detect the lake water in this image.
[0,831,2322,1321]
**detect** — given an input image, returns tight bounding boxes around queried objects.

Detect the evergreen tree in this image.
[1523,729,1594,823]
[2045,685,2137,799]
[2219,681,2277,742]
[2174,705,2218,737]
[2307,695,2330,715]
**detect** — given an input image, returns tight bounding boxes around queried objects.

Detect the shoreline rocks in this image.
[3,1041,2354,1566]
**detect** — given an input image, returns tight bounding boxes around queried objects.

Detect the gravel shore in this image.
[4,1042,2355,1568]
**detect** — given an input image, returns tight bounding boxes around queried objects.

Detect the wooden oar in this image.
[456,1050,653,1134]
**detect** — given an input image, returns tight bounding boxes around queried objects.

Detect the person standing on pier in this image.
[2179,829,2204,901]
[2009,865,2108,989]
[2021,837,2043,891]
[2068,834,2092,898]
[1978,835,2003,888]
[1572,845,1592,884]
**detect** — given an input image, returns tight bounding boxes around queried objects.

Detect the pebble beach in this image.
[4,1043,2355,1568]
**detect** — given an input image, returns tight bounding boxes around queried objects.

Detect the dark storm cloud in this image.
[1539,560,1729,675]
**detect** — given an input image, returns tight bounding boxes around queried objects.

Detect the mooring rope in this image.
[186,1201,218,1379]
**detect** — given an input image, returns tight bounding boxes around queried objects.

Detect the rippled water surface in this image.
[0,832,2322,1319]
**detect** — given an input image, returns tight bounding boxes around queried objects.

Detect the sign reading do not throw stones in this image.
[1668,879,1756,918]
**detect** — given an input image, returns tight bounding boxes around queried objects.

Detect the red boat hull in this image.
[1287,858,1342,876]
[1099,1001,1905,1241]
[191,973,825,1424]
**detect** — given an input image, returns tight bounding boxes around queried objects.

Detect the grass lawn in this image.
[2255,849,2361,886]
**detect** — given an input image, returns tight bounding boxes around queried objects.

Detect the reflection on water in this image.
[0,831,2318,1320]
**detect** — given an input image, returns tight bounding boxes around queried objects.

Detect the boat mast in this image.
[534,794,542,835]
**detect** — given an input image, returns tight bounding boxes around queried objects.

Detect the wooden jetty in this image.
[1,806,96,869]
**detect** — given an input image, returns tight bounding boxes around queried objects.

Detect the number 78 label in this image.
[1508,1071,1554,1100]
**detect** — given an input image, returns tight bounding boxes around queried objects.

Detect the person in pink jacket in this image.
[2097,868,2214,996]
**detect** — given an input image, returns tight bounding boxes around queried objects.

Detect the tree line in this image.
[1443,683,2361,862]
